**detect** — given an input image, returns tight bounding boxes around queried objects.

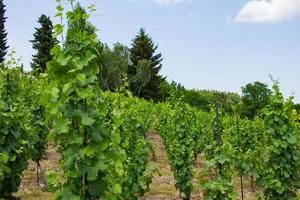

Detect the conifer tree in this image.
[31,14,57,74]
[0,0,8,64]
[129,28,165,101]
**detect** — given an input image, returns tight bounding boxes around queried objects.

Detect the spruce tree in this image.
[31,14,57,74]
[0,0,8,64]
[129,28,165,101]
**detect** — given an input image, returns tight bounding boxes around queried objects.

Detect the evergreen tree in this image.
[31,14,57,74]
[0,0,8,64]
[129,28,165,101]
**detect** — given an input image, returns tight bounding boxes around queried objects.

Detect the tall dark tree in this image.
[31,14,57,74]
[241,81,272,119]
[128,28,165,101]
[0,0,8,64]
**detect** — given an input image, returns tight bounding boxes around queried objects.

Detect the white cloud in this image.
[235,0,300,23]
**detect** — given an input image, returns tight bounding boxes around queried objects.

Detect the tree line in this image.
[2,0,299,113]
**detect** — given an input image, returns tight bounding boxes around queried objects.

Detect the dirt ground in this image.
[15,131,262,200]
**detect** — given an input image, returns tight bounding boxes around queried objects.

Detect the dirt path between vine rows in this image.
[141,131,263,200]
[139,130,203,200]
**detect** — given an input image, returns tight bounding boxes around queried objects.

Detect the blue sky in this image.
[5,0,300,102]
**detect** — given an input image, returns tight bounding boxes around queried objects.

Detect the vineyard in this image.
[1,1,300,200]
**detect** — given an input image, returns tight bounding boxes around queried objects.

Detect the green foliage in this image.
[45,2,155,199]
[98,43,130,91]
[31,14,57,74]
[0,0,8,64]
[0,153,9,183]
[258,83,300,200]
[128,28,165,101]
[201,175,236,200]
[122,117,153,198]
[169,82,241,114]
[231,117,266,179]
[46,2,125,199]
[293,103,300,114]
[24,77,48,164]
[156,87,196,200]
[132,59,153,97]
[0,63,30,198]
[200,107,237,200]
[201,153,237,200]
[104,93,154,200]
[241,81,272,119]
[64,3,96,50]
